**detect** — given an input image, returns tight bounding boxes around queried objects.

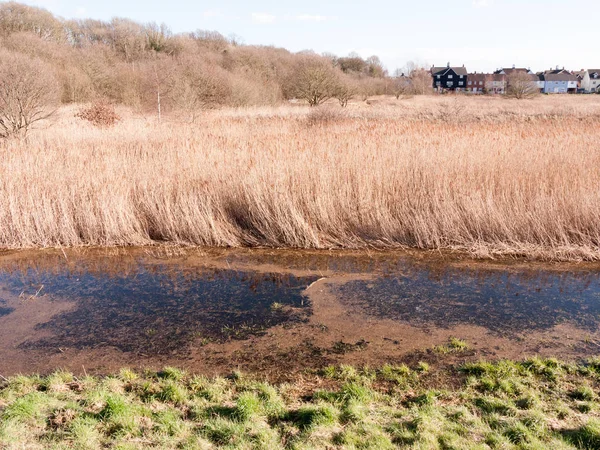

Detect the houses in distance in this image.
[429,63,599,94]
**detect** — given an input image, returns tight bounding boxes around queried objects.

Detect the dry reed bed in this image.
[1,97,600,260]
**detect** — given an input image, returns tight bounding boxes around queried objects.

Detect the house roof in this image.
[431,66,468,76]
[468,73,505,84]
[468,73,487,82]
[541,72,578,82]
[495,68,533,76]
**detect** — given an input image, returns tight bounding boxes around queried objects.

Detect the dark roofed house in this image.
[431,63,468,92]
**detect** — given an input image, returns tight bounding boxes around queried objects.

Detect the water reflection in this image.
[336,268,600,334]
[0,267,318,354]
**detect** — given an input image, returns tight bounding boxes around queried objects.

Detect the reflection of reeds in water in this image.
[6,266,317,354]
[1,97,600,260]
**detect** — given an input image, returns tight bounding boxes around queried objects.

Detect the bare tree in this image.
[392,75,412,99]
[506,72,539,99]
[402,60,418,77]
[410,68,433,95]
[332,77,357,107]
[0,50,60,138]
[285,56,340,106]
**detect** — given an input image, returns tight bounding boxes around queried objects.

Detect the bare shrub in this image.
[306,105,347,126]
[0,49,59,138]
[76,101,120,127]
[506,72,539,99]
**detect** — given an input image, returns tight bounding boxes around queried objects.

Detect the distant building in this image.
[538,68,578,93]
[487,74,507,94]
[495,67,543,91]
[573,70,586,89]
[495,66,543,92]
[467,72,487,93]
[431,64,468,92]
[467,72,506,94]
[581,69,600,93]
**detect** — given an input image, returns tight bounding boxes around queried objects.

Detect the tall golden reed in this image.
[1,96,599,260]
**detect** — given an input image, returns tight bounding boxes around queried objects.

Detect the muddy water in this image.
[0,248,599,378]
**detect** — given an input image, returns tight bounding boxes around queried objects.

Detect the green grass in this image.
[2,358,600,448]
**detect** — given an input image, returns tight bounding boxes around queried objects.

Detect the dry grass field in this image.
[1,95,600,260]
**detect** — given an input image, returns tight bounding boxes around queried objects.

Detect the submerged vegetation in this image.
[2,358,600,448]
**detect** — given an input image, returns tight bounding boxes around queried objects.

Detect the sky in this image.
[13,0,599,73]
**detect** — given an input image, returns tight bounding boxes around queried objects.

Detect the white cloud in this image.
[472,0,494,7]
[296,14,328,22]
[251,13,276,24]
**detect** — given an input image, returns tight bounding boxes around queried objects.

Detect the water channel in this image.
[1,248,599,378]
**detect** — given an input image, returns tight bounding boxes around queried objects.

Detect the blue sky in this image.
[15,0,599,73]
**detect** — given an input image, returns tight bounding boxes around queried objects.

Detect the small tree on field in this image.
[506,72,539,99]
[333,78,357,107]
[0,50,60,138]
[392,75,412,99]
[286,56,340,106]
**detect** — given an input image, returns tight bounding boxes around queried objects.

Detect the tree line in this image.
[0,2,436,134]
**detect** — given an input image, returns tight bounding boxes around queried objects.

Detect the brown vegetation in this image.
[0,2,396,120]
[76,100,120,127]
[1,96,600,261]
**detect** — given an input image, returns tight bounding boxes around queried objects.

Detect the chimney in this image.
[512,64,516,69]
[447,62,450,68]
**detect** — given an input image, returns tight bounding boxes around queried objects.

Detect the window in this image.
[468,81,472,85]
[479,81,483,85]
[447,81,453,86]
[437,75,441,79]
[436,81,441,86]
[458,81,463,86]
[448,74,453,79]
[459,75,463,79]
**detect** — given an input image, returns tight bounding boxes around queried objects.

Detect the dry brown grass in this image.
[1,95,600,260]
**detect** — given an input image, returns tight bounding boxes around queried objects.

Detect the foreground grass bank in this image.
[2,359,600,449]
[2,97,600,261]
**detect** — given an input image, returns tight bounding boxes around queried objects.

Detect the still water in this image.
[0,248,599,376]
